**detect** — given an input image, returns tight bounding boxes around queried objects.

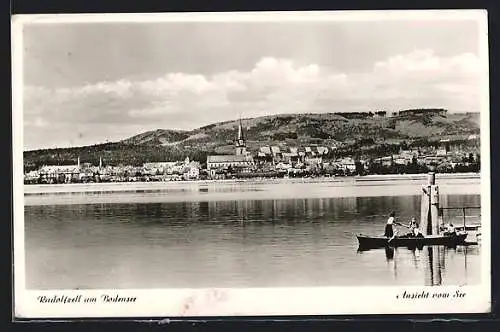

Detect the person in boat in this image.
[411,222,424,238]
[406,217,418,237]
[443,223,456,236]
[384,211,397,237]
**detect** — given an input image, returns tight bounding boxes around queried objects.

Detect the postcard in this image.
[12,10,490,319]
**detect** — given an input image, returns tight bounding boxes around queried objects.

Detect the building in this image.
[184,163,200,180]
[436,148,447,157]
[316,146,329,155]
[305,156,323,165]
[255,146,273,164]
[271,146,281,155]
[374,156,393,167]
[38,157,82,183]
[260,146,272,155]
[270,146,282,163]
[144,161,178,168]
[235,118,247,156]
[282,151,299,164]
[143,161,178,175]
[207,155,252,169]
[207,119,254,177]
[393,157,407,165]
[338,157,356,172]
[468,134,478,140]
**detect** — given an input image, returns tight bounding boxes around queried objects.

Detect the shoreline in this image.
[23,173,480,195]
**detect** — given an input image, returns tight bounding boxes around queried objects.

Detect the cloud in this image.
[23,49,484,149]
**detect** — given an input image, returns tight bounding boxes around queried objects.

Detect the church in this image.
[206,119,254,177]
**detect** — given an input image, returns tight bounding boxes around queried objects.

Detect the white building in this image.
[185,165,200,180]
[436,148,447,156]
[338,157,356,172]
[316,146,329,155]
[393,158,407,165]
[207,155,254,170]
[143,161,178,172]
[305,156,323,165]
[260,146,272,155]
[39,164,81,183]
[270,146,281,155]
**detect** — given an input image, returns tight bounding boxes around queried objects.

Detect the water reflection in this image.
[361,239,479,287]
[426,246,443,286]
[25,193,481,289]
[385,246,394,260]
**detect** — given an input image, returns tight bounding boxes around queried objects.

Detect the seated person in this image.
[412,224,424,238]
[443,223,456,236]
[406,218,418,237]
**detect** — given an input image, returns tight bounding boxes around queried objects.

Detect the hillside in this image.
[123,111,480,146]
[24,110,480,171]
[121,129,190,146]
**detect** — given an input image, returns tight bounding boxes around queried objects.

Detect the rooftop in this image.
[207,155,251,163]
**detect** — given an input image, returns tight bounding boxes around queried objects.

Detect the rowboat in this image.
[356,232,468,249]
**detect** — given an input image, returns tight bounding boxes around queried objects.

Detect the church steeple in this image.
[235,117,247,156]
[237,117,244,142]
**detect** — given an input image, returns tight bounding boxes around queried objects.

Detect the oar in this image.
[394,222,411,229]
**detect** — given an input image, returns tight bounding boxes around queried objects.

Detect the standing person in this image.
[384,211,396,237]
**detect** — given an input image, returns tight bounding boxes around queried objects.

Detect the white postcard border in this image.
[12,10,491,319]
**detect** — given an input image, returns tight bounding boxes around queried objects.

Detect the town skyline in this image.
[20,13,486,151]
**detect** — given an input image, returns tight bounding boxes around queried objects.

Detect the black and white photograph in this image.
[12,10,490,318]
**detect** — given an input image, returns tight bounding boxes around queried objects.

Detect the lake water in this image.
[24,181,482,289]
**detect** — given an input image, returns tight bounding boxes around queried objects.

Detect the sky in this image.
[21,13,486,150]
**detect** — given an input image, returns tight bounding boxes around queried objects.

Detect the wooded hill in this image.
[24,110,480,171]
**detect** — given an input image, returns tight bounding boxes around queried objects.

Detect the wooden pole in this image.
[426,246,433,286]
[421,184,430,236]
[428,172,435,186]
[430,184,440,235]
[463,207,466,230]
[421,172,436,236]
[432,245,442,286]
